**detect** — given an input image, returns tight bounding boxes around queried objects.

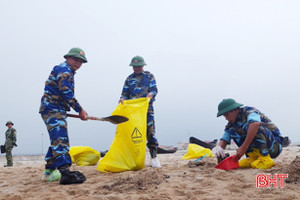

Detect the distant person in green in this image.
[4,121,17,167]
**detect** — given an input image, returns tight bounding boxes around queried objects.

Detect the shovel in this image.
[67,114,129,125]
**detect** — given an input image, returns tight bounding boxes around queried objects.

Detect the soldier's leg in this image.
[227,127,276,169]
[246,126,282,158]
[245,127,281,169]
[42,110,86,184]
[42,111,72,170]
[5,147,13,166]
[269,136,282,159]
[146,106,159,158]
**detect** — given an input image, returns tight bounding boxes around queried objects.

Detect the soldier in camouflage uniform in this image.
[39,47,88,184]
[119,55,161,168]
[212,98,283,169]
[4,121,17,167]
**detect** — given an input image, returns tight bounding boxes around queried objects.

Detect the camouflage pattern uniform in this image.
[39,61,82,170]
[5,127,17,166]
[221,106,283,158]
[121,71,159,158]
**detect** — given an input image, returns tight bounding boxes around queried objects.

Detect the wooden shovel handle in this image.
[66,114,103,121]
[67,113,129,124]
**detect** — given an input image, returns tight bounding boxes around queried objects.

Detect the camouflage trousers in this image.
[41,110,72,170]
[147,105,159,158]
[229,126,282,158]
[5,146,14,166]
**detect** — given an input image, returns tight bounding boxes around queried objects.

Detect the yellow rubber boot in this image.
[239,151,258,168]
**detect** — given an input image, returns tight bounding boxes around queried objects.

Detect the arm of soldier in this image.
[148,74,157,98]
[233,111,261,160]
[58,71,83,113]
[219,139,228,149]
[119,78,130,104]
[234,121,260,160]
[13,129,17,143]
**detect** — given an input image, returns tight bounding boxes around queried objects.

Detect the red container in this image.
[216,155,239,170]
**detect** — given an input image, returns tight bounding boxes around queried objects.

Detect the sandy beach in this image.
[0,145,299,200]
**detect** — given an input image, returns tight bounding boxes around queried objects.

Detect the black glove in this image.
[13,143,17,147]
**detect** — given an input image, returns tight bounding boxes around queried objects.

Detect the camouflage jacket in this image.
[39,62,82,113]
[5,128,17,147]
[121,71,158,103]
[222,106,282,146]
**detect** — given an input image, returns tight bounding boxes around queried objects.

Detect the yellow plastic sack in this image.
[69,146,101,166]
[98,98,150,173]
[251,155,275,169]
[239,158,252,168]
[182,143,214,160]
[250,149,275,169]
[239,148,275,169]
[239,149,259,168]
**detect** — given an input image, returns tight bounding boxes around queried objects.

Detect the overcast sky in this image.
[1,0,299,155]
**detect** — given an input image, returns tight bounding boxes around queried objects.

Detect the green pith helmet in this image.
[129,55,147,67]
[64,47,88,63]
[217,98,243,117]
[6,121,14,126]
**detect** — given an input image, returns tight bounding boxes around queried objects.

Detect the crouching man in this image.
[213,98,283,169]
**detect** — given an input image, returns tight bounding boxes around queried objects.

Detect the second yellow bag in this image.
[182,143,214,160]
[98,98,150,172]
[69,146,101,166]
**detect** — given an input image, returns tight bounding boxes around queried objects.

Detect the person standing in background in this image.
[4,121,17,167]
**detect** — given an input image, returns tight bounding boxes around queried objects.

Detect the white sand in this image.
[0,145,300,200]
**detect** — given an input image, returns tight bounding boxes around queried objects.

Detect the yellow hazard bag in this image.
[248,148,275,169]
[69,146,101,166]
[182,143,214,160]
[251,155,275,169]
[98,98,150,173]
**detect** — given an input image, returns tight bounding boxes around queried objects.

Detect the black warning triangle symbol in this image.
[131,127,142,139]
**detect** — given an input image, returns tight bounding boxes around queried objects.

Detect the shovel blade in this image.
[102,115,129,124]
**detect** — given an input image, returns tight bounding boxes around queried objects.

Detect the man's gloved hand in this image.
[212,146,225,158]
[13,143,17,147]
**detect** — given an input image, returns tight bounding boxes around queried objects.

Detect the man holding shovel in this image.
[39,47,88,184]
[119,55,161,168]
[212,98,283,169]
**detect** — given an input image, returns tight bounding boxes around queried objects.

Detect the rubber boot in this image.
[42,169,62,182]
[48,170,62,182]
[42,169,53,181]
[150,157,161,168]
